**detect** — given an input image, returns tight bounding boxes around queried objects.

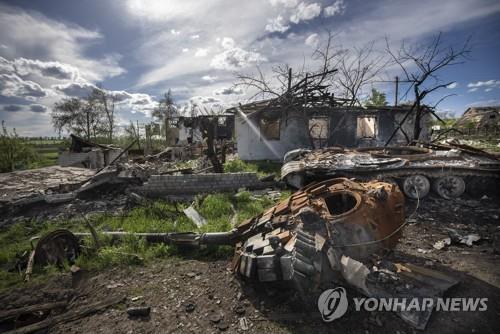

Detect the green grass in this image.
[0,190,288,291]
[223,158,282,178]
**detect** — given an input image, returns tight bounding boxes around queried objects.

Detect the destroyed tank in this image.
[281,143,500,200]
[63,178,404,292]
[41,177,458,328]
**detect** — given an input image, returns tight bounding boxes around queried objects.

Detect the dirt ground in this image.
[1,194,499,334]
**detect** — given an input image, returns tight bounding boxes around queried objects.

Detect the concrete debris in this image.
[238,317,249,331]
[433,229,481,250]
[433,238,451,250]
[445,228,481,246]
[183,206,208,227]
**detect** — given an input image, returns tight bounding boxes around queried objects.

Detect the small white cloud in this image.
[324,0,346,17]
[202,75,218,82]
[170,29,180,35]
[190,95,221,104]
[305,33,319,47]
[485,88,493,92]
[214,86,244,95]
[447,82,458,89]
[211,47,267,71]
[190,34,200,39]
[290,2,321,24]
[265,15,290,33]
[195,48,209,57]
[221,37,235,50]
[269,0,298,8]
[182,48,189,53]
[468,87,478,93]
[467,79,500,88]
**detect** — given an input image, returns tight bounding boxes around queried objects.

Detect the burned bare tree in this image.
[385,33,471,144]
[334,41,389,106]
[235,31,340,106]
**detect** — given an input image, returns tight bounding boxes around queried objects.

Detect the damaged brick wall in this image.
[138,173,263,196]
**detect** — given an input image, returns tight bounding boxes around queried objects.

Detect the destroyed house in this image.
[230,100,430,161]
[58,134,124,169]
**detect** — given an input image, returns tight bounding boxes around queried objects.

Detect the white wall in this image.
[236,110,311,161]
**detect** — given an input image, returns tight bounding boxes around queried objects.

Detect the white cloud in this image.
[269,0,298,8]
[0,73,48,99]
[324,0,345,17]
[446,82,458,89]
[202,75,218,82]
[211,47,267,70]
[0,4,125,82]
[467,79,500,88]
[171,29,181,35]
[52,81,97,97]
[305,33,319,47]
[182,48,189,53]
[468,87,478,93]
[195,48,209,57]
[221,37,235,50]
[290,2,321,24]
[265,15,290,33]
[214,86,244,95]
[190,34,200,39]
[12,57,80,81]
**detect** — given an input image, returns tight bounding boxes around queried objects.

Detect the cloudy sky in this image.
[1,0,500,136]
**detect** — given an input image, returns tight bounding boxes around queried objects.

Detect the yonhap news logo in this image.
[318,287,488,322]
[317,287,349,322]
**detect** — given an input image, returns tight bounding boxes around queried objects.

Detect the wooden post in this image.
[288,68,292,91]
[394,76,399,107]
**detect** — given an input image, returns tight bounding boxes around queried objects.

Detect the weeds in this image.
[223,158,281,177]
[0,189,286,290]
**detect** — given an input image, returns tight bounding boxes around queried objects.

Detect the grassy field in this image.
[25,138,69,169]
[0,187,290,291]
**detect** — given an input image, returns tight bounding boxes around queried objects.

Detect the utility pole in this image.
[394,76,399,107]
[288,68,292,91]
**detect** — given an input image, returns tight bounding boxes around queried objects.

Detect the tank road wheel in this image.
[403,175,430,200]
[433,176,466,199]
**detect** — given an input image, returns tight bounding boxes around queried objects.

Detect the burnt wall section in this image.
[138,173,265,197]
[236,106,431,161]
[236,109,311,161]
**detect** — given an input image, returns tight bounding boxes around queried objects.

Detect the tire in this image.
[403,175,430,199]
[433,176,466,199]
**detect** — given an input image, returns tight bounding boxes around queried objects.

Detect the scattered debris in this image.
[433,238,451,250]
[445,228,481,247]
[183,206,208,228]
[126,306,151,318]
[185,302,196,313]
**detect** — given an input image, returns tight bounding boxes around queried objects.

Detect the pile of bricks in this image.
[139,173,264,196]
